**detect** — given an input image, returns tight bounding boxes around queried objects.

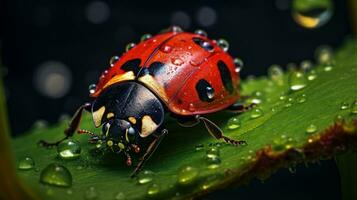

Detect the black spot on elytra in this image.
[217,60,233,94]
[192,37,214,52]
[121,59,141,75]
[195,79,215,102]
[138,61,166,77]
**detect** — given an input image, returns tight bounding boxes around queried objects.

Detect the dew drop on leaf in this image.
[178,165,199,185]
[268,64,284,84]
[250,108,263,119]
[297,94,307,103]
[147,183,160,196]
[227,116,241,130]
[300,60,313,72]
[315,45,333,64]
[18,157,35,170]
[291,0,334,29]
[40,163,72,187]
[307,69,318,81]
[84,186,99,200]
[340,102,349,110]
[195,144,204,151]
[306,124,317,134]
[350,101,357,114]
[137,170,155,185]
[114,192,126,200]
[57,139,81,159]
[289,71,307,91]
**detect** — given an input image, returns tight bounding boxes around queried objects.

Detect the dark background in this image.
[1,0,350,199]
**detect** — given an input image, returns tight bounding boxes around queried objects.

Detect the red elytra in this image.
[91,31,240,116]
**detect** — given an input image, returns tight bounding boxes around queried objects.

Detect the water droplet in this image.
[140,33,152,42]
[289,71,307,91]
[109,56,120,67]
[227,116,241,130]
[351,101,357,114]
[84,186,99,200]
[315,45,333,64]
[273,135,296,151]
[234,58,244,73]
[279,95,287,101]
[323,61,334,72]
[217,38,229,51]
[40,163,72,187]
[57,139,81,159]
[300,60,313,72]
[284,97,294,108]
[18,157,35,170]
[306,124,317,134]
[178,165,199,185]
[171,26,183,33]
[268,65,284,84]
[205,152,221,169]
[307,69,318,81]
[125,43,136,52]
[194,29,207,37]
[292,0,334,29]
[33,120,48,129]
[335,115,344,123]
[195,144,204,151]
[114,192,126,200]
[288,167,297,174]
[340,102,349,110]
[160,45,173,53]
[250,108,263,119]
[297,94,307,103]
[206,86,215,99]
[89,84,96,94]
[137,170,155,185]
[147,183,160,196]
[171,57,184,66]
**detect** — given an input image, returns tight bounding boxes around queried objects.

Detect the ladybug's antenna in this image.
[124,151,132,166]
[78,129,100,143]
[131,144,140,153]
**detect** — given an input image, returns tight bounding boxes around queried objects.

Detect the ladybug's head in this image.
[101,119,140,154]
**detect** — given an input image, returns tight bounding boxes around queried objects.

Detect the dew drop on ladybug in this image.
[194,29,208,37]
[171,57,184,66]
[126,43,136,52]
[88,84,96,94]
[234,58,244,73]
[140,33,152,42]
[170,25,183,33]
[206,86,215,99]
[217,38,229,52]
[109,56,120,67]
[160,45,173,53]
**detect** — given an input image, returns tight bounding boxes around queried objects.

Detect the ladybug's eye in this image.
[125,127,136,143]
[192,37,214,52]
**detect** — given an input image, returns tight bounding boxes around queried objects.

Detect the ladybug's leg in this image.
[38,103,91,148]
[227,102,256,114]
[176,115,200,127]
[198,116,246,146]
[130,128,168,178]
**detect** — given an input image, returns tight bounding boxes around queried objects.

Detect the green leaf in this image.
[13,40,357,200]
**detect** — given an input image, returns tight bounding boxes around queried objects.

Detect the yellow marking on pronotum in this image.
[128,117,137,124]
[107,140,113,147]
[140,115,158,138]
[103,71,135,90]
[93,106,106,127]
[138,74,169,103]
[107,112,115,119]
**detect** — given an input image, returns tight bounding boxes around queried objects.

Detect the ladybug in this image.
[40,27,249,177]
